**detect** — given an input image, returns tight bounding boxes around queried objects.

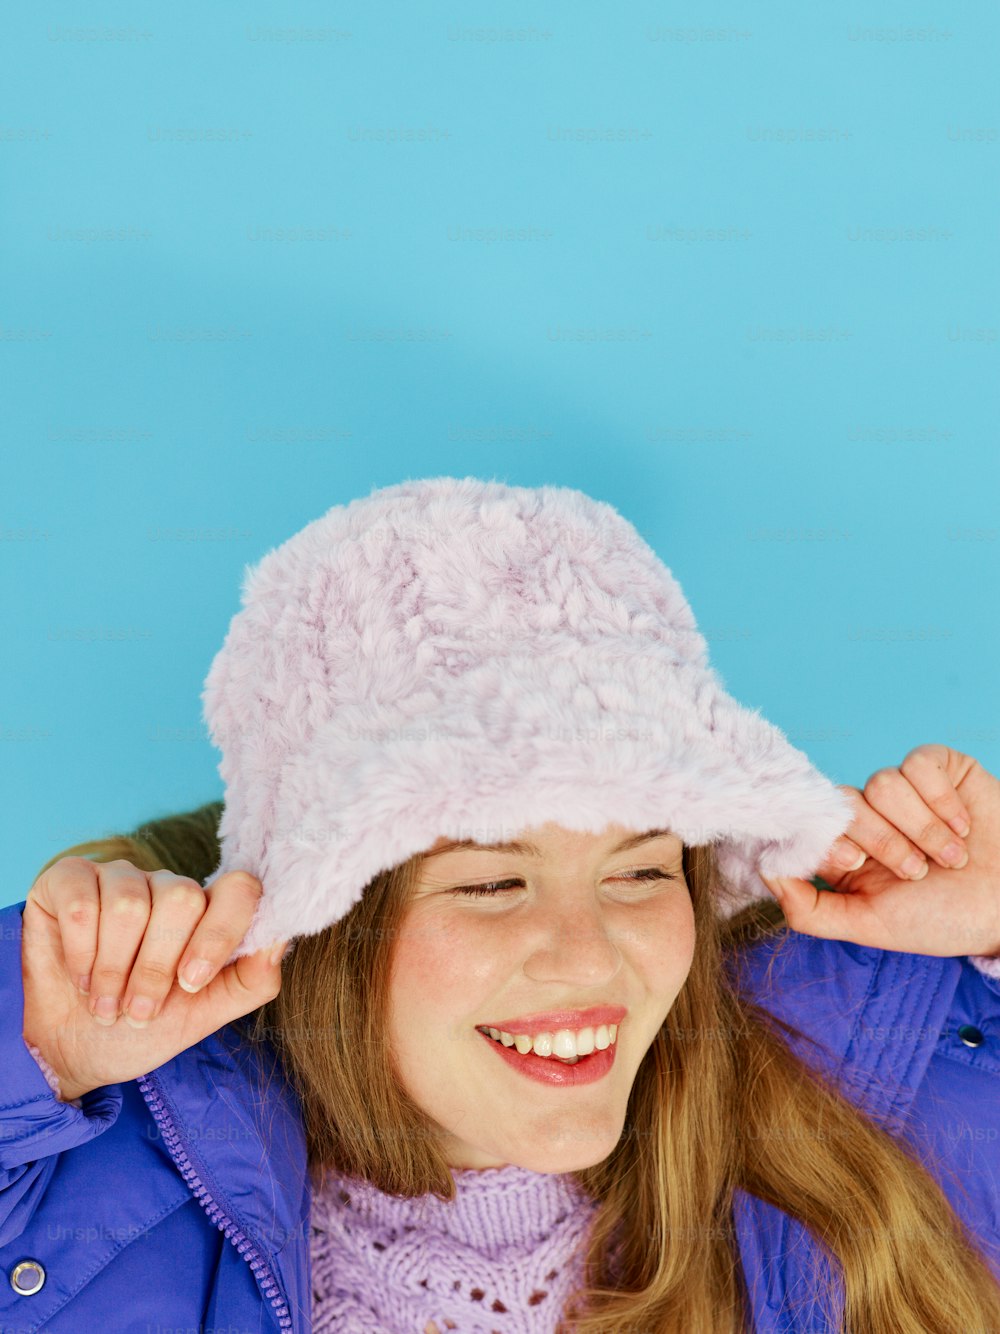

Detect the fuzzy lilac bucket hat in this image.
[202,475,854,960]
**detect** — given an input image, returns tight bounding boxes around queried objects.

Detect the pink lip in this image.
[478,1029,619,1087]
[477,1005,626,1037]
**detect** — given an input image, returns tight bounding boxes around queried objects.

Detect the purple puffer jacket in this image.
[3,895,1000,1333]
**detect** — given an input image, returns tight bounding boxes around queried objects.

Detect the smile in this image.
[476,1025,619,1087]
[476,1023,619,1062]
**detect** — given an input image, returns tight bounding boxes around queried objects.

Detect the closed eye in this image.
[449,869,679,898]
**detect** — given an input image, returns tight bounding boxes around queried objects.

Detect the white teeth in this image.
[481,1022,619,1061]
[533,1032,553,1057]
[553,1030,579,1059]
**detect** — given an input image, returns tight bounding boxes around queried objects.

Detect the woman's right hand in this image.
[20,857,286,1104]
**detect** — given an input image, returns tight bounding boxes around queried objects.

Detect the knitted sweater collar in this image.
[309,1162,602,1333]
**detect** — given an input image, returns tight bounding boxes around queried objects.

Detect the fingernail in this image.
[837,847,867,871]
[77,974,91,996]
[93,996,118,1026]
[179,959,211,993]
[949,817,971,838]
[941,842,969,868]
[123,996,154,1029]
[902,854,928,879]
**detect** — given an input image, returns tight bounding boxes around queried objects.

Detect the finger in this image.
[89,861,153,1026]
[819,836,866,877]
[175,870,265,995]
[816,779,874,875]
[815,786,930,883]
[28,856,101,996]
[816,784,928,880]
[899,743,973,838]
[864,765,968,872]
[185,941,286,1039]
[120,871,208,1029]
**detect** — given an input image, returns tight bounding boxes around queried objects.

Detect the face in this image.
[385,821,695,1174]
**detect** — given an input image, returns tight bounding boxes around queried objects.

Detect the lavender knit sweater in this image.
[309,1163,602,1334]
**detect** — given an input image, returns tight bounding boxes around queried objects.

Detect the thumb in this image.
[191,940,289,1034]
[759,873,851,941]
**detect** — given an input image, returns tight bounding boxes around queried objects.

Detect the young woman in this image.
[4,475,1000,1332]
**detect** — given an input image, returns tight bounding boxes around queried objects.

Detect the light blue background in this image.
[2,4,998,904]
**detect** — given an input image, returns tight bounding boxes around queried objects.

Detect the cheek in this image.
[632,893,697,995]
[388,911,499,1037]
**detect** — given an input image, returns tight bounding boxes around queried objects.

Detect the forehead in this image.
[421,825,680,860]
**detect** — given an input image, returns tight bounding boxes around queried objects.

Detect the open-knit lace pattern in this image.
[310,1162,601,1333]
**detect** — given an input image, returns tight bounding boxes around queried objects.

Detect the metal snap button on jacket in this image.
[958,1024,985,1048]
[9,1259,46,1295]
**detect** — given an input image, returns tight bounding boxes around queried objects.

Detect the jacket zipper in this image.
[136,1071,295,1331]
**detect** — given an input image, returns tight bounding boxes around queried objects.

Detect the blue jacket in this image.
[3,896,1000,1333]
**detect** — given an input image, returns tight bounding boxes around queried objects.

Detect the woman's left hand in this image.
[760,744,1000,957]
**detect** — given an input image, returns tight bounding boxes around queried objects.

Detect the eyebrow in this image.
[420,828,678,861]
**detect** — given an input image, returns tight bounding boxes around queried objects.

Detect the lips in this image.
[479,1026,619,1087]
[477,1004,627,1038]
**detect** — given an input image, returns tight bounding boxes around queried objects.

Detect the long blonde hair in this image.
[43,803,1000,1333]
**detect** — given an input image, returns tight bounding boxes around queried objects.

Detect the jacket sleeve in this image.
[0,900,123,1247]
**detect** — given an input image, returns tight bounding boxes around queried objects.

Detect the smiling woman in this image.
[28,799,1000,1333]
[386,823,694,1173]
[6,476,1000,1333]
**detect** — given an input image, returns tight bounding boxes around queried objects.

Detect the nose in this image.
[520,891,623,986]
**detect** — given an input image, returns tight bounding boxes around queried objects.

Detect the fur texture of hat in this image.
[202,476,853,959]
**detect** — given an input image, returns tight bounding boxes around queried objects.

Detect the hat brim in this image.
[215,646,853,959]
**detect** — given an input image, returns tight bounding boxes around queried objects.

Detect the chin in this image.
[518,1148,615,1175]
[502,1133,622,1176]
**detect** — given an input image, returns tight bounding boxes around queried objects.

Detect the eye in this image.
[449,879,523,898]
[448,869,679,898]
